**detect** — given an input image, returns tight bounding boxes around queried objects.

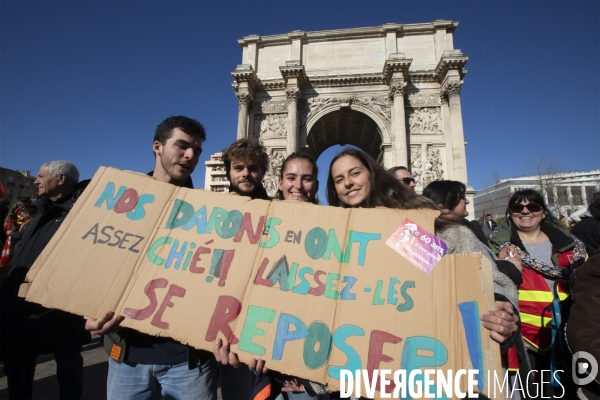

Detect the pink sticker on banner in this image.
[385,218,448,274]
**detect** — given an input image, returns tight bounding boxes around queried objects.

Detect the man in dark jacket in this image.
[571,197,600,255]
[85,116,218,400]
[481,213,498,238]
[1,160,91,399]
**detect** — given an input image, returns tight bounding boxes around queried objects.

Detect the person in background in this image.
[387,166,415,191]
[0,198,10,247]
[566,251,600,400]
[423,180,529,396]
[568,220,577,230]
[1,161,91,400]
[482,213,498,239]
[6,205,38,244]
[489,189,587,398]
[0,197,30,268]
[571,193,600,255]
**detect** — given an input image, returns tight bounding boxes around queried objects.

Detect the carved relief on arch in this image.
[407,107,442,134]
[262,149,287,198]
[253,113,287,139]
[410,145,444,193]
[253,100,288,114]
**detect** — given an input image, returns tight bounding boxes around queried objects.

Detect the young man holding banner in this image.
[85,116,218,400]
[214,138,272,400]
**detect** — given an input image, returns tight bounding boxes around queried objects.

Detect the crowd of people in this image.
[1,115,598,400]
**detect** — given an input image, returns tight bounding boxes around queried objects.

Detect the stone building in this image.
[473,170,600,221]
[231,20,472,211]
[203,153,229,193]
[0,167,37,201]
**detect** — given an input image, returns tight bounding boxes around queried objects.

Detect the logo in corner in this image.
[572,351,598,386]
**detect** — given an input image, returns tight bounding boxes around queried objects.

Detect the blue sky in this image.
[1,0,598,199]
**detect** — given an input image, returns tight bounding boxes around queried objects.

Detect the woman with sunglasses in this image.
[422,180,522,303]
[327,149,519,347]
[489,189,587,397]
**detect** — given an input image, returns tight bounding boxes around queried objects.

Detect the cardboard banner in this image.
[21,167,503,399]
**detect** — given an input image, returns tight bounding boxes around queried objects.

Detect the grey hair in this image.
[42,160,80,184]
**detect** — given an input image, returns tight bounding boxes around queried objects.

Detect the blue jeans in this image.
[107,357,217,400]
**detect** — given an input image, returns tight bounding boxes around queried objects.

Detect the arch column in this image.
[383,56,412,168]
[389,81,408,167]
[236,92,253,139]
[285,89,300,154]
[441,80,467,183]
[231,65,259,140]
[280,64,305,155]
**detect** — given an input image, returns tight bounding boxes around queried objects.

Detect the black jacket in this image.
[0,181,92,357]
[104,172,212,370]
[571,216,600,256]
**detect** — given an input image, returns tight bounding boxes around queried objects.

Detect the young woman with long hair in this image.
[327,149,520,346]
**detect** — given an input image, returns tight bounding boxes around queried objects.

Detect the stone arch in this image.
[304,108,384,161]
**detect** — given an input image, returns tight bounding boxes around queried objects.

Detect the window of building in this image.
[586,186,599,203]
[546,188,555,205]
[571,187,583,205]
[7,177,15,186]
[557,186,568,205]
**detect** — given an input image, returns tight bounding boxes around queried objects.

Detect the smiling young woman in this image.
[276,153,319,204]
[325,149,435,210]
[326,149,522,358]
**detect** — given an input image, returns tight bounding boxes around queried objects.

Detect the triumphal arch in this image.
[231,20,470,196]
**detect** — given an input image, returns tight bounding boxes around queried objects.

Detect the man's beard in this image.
[230,180,263,199]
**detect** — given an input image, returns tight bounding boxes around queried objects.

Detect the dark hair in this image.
[154,116,206,145]
[276,153,319,204]
[326,149,437,210]
[589,197,600,221]
[422,181,467,211]
[387,166,410,175]
[222,139,269,180]
[486,213,492,217]
[505,189,552,221]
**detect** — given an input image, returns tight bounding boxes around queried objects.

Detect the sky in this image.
[1,0,599,201]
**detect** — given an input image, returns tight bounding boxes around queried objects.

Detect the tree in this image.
[478,171,507,221]
[526,154,567,217]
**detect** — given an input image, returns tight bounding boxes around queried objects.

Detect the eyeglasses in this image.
[510,203,543,213]
[402,178,415,185]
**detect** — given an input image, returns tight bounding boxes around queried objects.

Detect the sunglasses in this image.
[510,203,543,213]
[402,178,415,185]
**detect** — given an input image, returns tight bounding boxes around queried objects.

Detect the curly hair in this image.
[222,139,269,179]
[326,149,437,210]
[276,152,319,204]
[154,116,206,145]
